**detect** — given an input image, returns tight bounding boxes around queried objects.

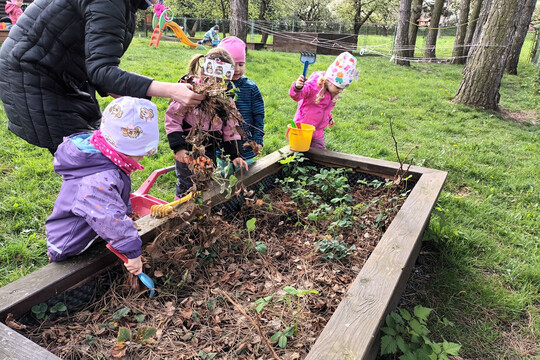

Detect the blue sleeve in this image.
[251,84,265,145]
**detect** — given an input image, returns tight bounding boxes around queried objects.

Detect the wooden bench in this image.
[246,42,265,50]
[0,29,10,44]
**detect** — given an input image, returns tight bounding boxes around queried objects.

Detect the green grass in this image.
[1,37,539,359]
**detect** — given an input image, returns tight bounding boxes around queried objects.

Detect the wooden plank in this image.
[0,148,290,322]
[0,147,447,359]
[305,147,426,181]
[0,322,61,360]
[305,169,447,360]
[273,32,318,53]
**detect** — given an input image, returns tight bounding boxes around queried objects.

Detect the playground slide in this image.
[165,22,198,48]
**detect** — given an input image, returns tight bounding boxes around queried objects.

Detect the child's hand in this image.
[174,149,189,163]
[295,75,305,90]
[329,119,335,127]
[125,256,143,275]
[232,157,249,171]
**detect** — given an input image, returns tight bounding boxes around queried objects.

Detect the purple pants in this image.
[310,137,326,150]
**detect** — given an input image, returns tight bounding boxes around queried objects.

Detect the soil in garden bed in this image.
[13,158,413,359]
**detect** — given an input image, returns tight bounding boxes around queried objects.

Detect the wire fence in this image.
[137,16,462,41]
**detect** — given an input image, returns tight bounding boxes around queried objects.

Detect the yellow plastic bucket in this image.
[286,123,315,152]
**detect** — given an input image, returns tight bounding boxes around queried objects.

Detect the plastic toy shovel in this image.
[300,52,316,78]
[106,244,155,298]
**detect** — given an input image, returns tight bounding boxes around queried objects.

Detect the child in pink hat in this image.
[5,0,23,26]
[46,97,159,276]
[216,36,265,175]
[290,52,359,150]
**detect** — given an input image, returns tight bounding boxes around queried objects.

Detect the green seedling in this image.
[31,303,48,320]
[380,305,461,360]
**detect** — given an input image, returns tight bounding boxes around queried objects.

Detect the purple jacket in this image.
[289,71,336,140]
[46,133,142,261]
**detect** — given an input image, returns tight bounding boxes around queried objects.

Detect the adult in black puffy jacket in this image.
[0,0,204,153]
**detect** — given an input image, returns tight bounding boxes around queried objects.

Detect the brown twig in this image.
[216,289,280,360]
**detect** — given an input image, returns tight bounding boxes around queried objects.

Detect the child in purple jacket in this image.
[165,47,248,198]
[290,52,359,150]
[46,96,160,276]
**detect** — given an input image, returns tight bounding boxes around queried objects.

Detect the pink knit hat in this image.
[218,36,246,63]
[100,97,160,156]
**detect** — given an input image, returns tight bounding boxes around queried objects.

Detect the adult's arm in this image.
[84,0,152,99]
[84,0,204,107]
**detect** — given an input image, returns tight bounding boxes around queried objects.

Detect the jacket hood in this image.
[5,3,19,12]
[53,134,119,181]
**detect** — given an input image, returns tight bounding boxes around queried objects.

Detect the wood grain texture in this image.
[0,147,447,360]
[306,166,447,360]
[0,322,61,360]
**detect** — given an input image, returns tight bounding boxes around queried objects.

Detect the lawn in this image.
[0,37,539,359]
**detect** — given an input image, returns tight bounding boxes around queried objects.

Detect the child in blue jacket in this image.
[45,97,160,276]
[217,36,265,174]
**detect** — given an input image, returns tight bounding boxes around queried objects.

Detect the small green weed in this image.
[380,305,461,360]
[316,236,356,261]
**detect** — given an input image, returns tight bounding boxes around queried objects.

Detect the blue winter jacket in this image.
[229,76,265,160]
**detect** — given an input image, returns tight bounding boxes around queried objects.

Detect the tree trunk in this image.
[407,0,423,58]
[395,0,413,66]
[451,0,471,64]
[188,19,199,38]
[453,0,520,110]
[463,0,483,57]
[424,0,444,58]
[258,0,270,45]
[467,0,493,59]
[219,0,228,38]
[505,0,536,75]
[230,0,248,43]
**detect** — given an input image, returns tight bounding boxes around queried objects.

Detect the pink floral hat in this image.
[325,52,359,89]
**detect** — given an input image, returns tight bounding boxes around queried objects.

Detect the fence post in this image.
[292,19,294,32]
[251,19,254,41]
[183,17,187,30]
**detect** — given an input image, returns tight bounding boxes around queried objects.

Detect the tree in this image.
[453,0,521,110]
[230,0,248,43]
[424,0,445,59]
[407,0,423,58]
[395,0,413,66]
[505,0,536,75]
[451,0,471,64]
[352,0,377,35]
[462,0,482,57]
[466,0,492,59]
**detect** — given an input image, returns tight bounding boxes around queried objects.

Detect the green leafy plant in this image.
[250,286,319,349]
[31,301,66,320]
[380,305,461,360]
[316,236,356,261]
[31,303,48,320]
[198,350,217,359]
[245,217,267,253]
[270,325,295,348]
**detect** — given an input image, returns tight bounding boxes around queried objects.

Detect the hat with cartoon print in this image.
[325,52,359,89]
[100,96,159,156]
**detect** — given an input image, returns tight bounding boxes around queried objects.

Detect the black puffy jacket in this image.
[0,0,154,151]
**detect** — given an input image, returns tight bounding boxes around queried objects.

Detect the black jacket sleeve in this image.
[83,0,153,99]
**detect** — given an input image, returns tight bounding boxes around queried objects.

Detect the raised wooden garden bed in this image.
[0,146,446,359]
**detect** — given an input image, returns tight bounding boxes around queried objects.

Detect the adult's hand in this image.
[169,82,206,107]
[146,81,205,107]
